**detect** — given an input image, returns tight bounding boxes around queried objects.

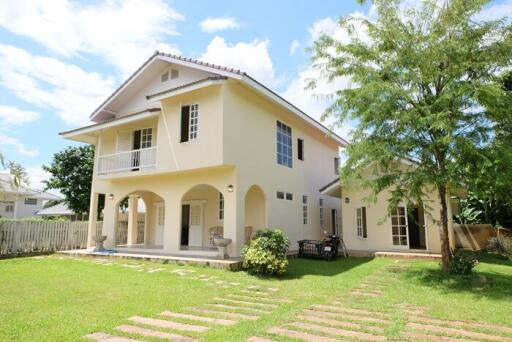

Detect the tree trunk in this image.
[438,185,452,272]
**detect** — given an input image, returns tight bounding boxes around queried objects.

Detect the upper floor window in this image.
[140,128,153,149]
[297,138,304,161]
[277,121,292,168]
[180,104,199,143]
[356,207,368,238]
[24,198,37,205]
[334,157,340,175]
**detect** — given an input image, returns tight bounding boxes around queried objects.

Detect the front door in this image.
[391,206,409,249]
[154,203,165,246]
[181,201,204,247]
[181,204,190,246]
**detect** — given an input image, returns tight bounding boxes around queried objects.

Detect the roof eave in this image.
[61,109,161,143]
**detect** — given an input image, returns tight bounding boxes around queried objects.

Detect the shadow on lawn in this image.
[401,253,512,300]
[282,257,374,279]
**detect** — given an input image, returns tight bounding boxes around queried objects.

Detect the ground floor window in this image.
[391,206,408,246]
[302,195,308,224]
[356,207,367,238]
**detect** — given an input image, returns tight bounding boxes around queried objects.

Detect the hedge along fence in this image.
[0,220,103,256]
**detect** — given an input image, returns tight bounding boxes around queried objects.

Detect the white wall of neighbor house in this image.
[0,197,44,219]
[341,184,445,254]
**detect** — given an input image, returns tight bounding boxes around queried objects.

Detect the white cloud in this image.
[25,165,55,192]
[475,0,512,22]
[200,17,240,33]
[281,67,355,140]
[0,105,39,127]
[200,36,279,87]
[0,0,183,76]
[0,134,38,157]
[289,40,300,55]
[0,44,116,126]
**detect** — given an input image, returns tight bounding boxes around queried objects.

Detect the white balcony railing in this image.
[98,147,157,175]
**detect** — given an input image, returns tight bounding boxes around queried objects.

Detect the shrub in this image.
[488,236,512,259]
[449,249,477,275]
[241,229,290,276]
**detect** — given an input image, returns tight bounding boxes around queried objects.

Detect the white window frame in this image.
[302,195,308,225]
[391,205,409,248]
[24,198,37,205]
[189,104,199,140]
[356,207,367,239]
[218,192,224,221]
[277,121,292,168]
[140,127,153,149]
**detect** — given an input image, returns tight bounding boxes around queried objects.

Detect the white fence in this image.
[0,220,103,256]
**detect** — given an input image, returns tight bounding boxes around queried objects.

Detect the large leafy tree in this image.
[43,146,98,217]
[311,0,512,271]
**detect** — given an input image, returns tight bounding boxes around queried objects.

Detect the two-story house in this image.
[0,173,61,219]
[61,52,346,257]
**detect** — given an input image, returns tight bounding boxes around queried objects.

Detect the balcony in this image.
[98,147,157,175]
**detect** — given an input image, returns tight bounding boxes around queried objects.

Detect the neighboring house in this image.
[320,162,464,255]
[0,173,61,219]
[35,202,80,221]
[61,52,346,257]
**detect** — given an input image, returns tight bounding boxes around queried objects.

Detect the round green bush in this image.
[241,229,290,276]
[449,249,478,275]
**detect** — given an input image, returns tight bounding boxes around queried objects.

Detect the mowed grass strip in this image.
[0,253,511,341]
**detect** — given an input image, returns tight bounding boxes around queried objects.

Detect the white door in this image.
[187,201,204,247]
[391,206,409,249]
[154,203,165,246]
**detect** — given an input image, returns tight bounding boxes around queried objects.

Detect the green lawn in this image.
[0,253,511,341]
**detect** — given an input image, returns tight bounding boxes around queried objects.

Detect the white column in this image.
[127,194,139,245]
[87,192,99,248]
[163,194,181,254]
[223,188,245,257]
[102,196,116,249]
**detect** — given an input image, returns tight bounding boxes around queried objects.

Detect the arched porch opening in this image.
[180,184,224,251]
[244,185,266,243]
[114,190,164,249]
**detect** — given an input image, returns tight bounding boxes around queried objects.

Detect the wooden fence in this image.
[0,220,103,256]
[115,220,145,246]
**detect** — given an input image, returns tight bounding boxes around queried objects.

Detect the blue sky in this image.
[0,0,509,190]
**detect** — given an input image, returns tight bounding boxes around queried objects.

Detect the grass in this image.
[0,253,511,341]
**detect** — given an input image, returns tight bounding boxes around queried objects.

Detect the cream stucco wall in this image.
[222,81,342,250]
[341,184,444,254]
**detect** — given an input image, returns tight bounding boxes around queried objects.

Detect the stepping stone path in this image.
[253,302,392,341]
[402,315,512,341]
[86,285,291,341]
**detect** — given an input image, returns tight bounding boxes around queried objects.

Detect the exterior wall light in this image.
[344,197,350,203]
[109,194,114,200]
[227,185,234,192]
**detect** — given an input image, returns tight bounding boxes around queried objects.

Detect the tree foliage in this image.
[43,146,96,216]
[310,0,512,271]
